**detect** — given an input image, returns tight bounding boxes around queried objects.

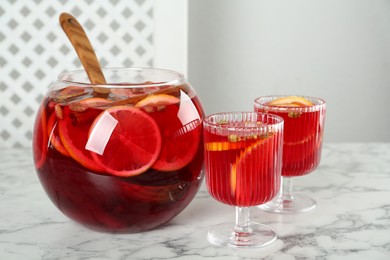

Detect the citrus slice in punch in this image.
[89,106,162,177]
[58,98,111,173]
[110,84,160,98]
[135,94,201,171]
[47,111,70,156]
[205,141,248,152]
[268,96,313,107]
[33,103,48,169]
[119,182,174,203]
[230,134,276,206]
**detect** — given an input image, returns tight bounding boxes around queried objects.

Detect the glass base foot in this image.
[259,194,316,213]
[208,222,277,248]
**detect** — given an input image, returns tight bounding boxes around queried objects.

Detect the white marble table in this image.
[1,143,389,259]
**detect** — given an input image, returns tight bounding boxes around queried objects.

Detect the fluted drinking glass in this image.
[254,96,326,213]
[203,112,283,247]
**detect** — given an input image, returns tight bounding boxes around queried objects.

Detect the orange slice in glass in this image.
[268,96,313,107]
[110,84,160,98]
[136,94,201,171]
[230,134,275,205]
[47,111,70,156]
[135,94,179,112]
[58,98,111,173]
[119,182,175,203]
[33,103,48,169]
[90,106,162,177]
[205,141,248,151]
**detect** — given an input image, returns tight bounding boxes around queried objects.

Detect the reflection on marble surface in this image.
[1,143,389,259]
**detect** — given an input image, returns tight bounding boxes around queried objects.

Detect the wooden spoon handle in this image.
[59,13,109,95]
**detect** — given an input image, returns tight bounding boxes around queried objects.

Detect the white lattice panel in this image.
[0,0,155,148]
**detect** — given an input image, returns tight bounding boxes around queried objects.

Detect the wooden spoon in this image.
[59,12,109,96]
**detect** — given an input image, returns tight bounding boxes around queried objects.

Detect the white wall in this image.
[154,0,188,75]
[188,0,390,142]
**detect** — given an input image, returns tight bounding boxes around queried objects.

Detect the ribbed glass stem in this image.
[234,207,252,240]
[281,177,294,201]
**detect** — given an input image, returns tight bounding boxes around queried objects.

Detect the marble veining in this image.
[0,143,389,259]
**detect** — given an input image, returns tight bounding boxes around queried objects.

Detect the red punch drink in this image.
[254,96,326,213]
[254,96,326,177]
[203,113,283,207]
[32,68,205,233]
[203,112,284,248]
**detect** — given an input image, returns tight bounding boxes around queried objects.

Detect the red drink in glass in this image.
[203,112,283,248]
[259,109,323,177]
[254,95,326,213]
[204,130,282,207]
[32,68,205,233]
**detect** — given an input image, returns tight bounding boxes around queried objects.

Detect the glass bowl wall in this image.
[33,68,205,233]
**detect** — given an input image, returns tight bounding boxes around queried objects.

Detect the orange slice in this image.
[47,111,70,156]
[268,96,313,107]
[110,85,160,98]
[90,106,162,177]
[119,182,175,203]
[58,98,111,173]
[51,85,89,101]
[205,141,248,151]
[135,94,201,171]
[33,103,48,169]
[231,134,276,206]
[135,94,179,112]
